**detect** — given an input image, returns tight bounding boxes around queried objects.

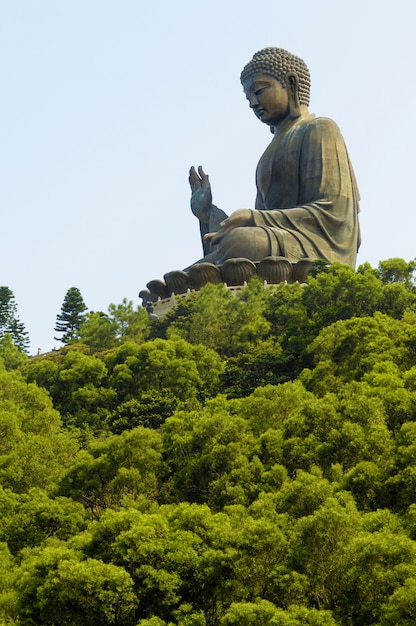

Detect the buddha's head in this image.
[240,47,311,107]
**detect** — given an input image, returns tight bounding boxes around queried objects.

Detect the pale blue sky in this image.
[1,0,415,353]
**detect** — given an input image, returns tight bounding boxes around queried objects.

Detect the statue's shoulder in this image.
[307,116,342,135]
[298,116,345,146]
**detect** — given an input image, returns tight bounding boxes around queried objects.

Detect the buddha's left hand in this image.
[204,209,253,245]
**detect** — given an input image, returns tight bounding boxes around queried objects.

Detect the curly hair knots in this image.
[240,47,311,106]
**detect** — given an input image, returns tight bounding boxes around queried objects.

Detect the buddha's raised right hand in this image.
[189,166,212,225]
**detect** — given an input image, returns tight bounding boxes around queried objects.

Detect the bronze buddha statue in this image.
[142,47,360,304]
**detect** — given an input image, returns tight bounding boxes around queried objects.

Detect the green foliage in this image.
[68,300,150,353]
[220,601,338,625]
[159,283,240,356]
[379,576,416,625]
[0,368,78,492]
[0,487,87,555]
[108,392,177,433]
[4,258,416,625]
[54,287,88,344]
[302,263,384,325]
[79,503,239,623]
[78,311,119,350]
[15,545,138,625]
[377,257,416,286]
[0,542,17,624]
[163,279,278,360]
[57,352,113,428]
[0,333,28,370]
[220,599,281,625]
[291,494,361,610]
[25,337,224,435]
[220,338,292,398]
[57,427,163,516]
[302,312,416,404]
[107,298,150,343]
[161,398,261,508]
[0,286,29,352]
[105,337,224,410]
[339,530,416,625]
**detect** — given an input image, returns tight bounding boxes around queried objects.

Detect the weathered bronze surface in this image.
[141,47,361,307]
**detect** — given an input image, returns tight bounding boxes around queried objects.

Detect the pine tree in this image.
[0,286,30,352]
[54,287,87,344]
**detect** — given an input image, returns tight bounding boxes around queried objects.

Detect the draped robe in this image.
[198,110,360,268]
[251,112,360,266]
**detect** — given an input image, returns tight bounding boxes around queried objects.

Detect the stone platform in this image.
[140,256,317,319]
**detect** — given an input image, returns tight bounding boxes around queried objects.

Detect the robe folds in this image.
[251,112,360,267]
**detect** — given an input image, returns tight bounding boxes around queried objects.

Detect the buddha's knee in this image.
[215,228,250,260]
[216,227,270,263]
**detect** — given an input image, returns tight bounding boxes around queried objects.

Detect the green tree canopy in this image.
[4,258,416,625]
[55,287,88,344]
[377,257,416,286]
[108,298,150,344]
[0,286,29,352]
[78,311,119,350]
[0,368,78,492]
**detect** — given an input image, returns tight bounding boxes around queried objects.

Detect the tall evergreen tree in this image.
[0,286,29,353]
[54,287,87,344]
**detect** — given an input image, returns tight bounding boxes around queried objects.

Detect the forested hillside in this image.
[2,260,416,625]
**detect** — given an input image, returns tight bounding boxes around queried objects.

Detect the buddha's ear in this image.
[286,71,301,118]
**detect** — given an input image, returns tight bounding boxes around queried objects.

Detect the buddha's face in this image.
[242,72,289,127]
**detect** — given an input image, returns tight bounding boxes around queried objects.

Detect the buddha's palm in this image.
[189,166,212,225]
